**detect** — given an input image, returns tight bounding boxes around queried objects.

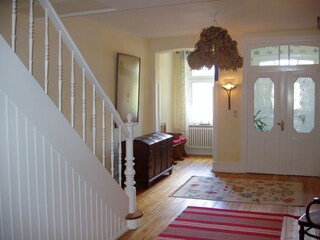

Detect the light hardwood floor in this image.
[118,155,320,240]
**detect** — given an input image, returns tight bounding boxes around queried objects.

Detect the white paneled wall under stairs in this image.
[0,35,128,240]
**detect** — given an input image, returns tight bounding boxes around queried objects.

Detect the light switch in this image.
[233,110,238,118]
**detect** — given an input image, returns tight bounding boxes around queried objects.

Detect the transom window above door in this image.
[251,45,319,66]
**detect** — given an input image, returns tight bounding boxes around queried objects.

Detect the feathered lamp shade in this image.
[187,26,243,72]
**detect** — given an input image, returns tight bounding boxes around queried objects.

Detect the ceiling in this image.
[26,0,320,38]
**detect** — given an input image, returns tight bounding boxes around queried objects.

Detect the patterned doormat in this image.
[171,176,305,206]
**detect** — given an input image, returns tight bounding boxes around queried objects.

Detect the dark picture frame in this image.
[116,53,141,123]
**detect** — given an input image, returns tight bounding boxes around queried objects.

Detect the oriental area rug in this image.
[171,176,305,206]
[156,206,298,240]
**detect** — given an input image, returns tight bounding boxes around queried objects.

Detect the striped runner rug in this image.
[157,206,298,240]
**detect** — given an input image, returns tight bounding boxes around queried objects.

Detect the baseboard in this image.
[212,160,246,173]
[186,147,213,156]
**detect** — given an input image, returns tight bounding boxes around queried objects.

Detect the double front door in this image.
[247,69,320,176]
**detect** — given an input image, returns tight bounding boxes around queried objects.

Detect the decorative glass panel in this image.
[290,45,319,65]
[251,46,279,66]
[293,77,315,133]
[251,45,319,66]
[254,78,274,132]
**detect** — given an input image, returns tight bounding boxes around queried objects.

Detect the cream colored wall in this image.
[55,18,153,143]
[6,2,314,168]
[0,2,11,47]
[0,2,153,138]
[216,71,242,163]
[0,3,153,171]
[63,18,153,136]
[172,53,181,132]
[159,52,175,131]
[0,0,242,165]
[150,35,243,163]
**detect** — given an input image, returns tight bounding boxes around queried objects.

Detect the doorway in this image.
[244,41,320,176]
[247,69,320,176]
[158,51,214,156]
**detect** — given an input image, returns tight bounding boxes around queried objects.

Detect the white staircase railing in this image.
[5,0,141,234]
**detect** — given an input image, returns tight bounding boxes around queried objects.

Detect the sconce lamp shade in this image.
[220,82,236,110]
[221,83,236,91]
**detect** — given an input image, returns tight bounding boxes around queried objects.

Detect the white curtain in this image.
[173,51,189,135]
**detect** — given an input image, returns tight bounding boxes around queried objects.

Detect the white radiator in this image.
[188,125,213,149]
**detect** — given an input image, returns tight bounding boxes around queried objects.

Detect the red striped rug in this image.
[157,206,298,240]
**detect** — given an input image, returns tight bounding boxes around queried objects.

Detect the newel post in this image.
[124,113,143,229]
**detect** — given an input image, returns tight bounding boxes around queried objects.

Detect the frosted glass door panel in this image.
[254,78,274,132]
[293,77,315,133]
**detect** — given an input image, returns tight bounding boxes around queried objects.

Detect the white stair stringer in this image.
[0,35,129,240]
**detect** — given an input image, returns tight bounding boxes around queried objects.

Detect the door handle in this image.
[277,120,284,131]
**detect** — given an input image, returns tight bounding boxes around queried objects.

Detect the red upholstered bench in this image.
[169,132,189,162]
[160,123,188,164]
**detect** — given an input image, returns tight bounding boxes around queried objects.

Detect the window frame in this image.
[186,66,215,125]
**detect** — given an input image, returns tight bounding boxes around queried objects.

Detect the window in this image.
[191,67,215,77]
[251,45,319,66]
[187,67,215,125]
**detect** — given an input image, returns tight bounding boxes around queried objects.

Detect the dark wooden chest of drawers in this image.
[122,132,173,188]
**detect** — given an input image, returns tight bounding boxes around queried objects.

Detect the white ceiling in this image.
[28,0,320,38]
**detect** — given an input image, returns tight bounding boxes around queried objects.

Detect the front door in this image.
[247,69,320,176]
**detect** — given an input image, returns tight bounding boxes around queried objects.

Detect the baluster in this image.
[28,0,34,74]
[58,31,62,112]
[92,85,96,155]
[11,0,17,51]
[102,100,106,167]
[44,8,49,94]
[110,114,114,177]
[118,126,122,186]
[124,113,142,229]
[70,51,75,127]
[82,69,86,142]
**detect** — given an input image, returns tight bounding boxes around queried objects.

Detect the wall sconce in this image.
[221,82,236,110]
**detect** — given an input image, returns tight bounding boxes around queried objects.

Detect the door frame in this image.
[241,33,320,175]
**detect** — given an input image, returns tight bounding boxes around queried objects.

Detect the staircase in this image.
[0,1,141,239]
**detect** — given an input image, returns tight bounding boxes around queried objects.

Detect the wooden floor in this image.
[118,155,320,240]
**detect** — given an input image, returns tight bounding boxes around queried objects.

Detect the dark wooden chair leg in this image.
[298,196,320,240]
[180,141,189,157]
[173,144,184,161]
[299,225,305,240]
